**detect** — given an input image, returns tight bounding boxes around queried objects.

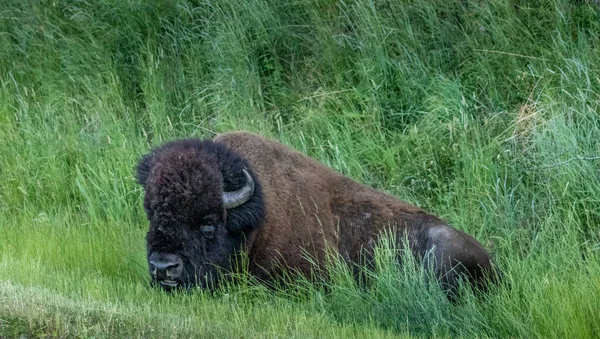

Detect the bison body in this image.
[137,131,496,294]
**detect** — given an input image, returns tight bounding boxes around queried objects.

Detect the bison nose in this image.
[149,252,183,282]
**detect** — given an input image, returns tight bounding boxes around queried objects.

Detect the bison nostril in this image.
[166,262,181,279]
[149,253,183,281]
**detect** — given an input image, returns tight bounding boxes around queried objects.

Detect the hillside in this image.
[1,1,599,337]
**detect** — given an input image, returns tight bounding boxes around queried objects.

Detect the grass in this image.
[1,0,600,337]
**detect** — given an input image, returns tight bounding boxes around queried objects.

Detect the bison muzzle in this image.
[136,131,499,295]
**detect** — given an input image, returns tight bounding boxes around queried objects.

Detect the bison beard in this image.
[136,131,499,296]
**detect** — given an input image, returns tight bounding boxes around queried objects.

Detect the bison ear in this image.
[136,153,153,188]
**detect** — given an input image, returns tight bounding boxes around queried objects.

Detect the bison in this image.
[136,131,498,295]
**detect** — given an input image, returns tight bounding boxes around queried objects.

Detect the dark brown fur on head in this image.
[136,132,499,296]
[137,139,264,289]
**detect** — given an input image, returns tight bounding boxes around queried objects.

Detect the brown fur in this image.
[213,132,496,292]
[138,131,498,295]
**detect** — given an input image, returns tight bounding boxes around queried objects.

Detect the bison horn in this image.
[222,168,254,209]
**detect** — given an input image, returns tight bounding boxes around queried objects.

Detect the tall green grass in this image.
[1,0,600,337]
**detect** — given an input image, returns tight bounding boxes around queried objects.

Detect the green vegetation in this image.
[1,0,600,337]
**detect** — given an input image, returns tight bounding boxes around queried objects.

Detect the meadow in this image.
[1,0,600,337]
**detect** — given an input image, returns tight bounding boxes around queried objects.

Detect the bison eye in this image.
[200,225,216,238]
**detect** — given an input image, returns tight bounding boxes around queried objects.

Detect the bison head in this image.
[136,139,264,291]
